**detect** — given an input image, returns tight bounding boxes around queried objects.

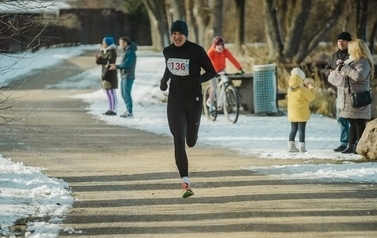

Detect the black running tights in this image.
[167,97,202,178]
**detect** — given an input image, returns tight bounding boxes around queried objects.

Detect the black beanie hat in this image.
[170,20,188,37]
[337,32,352,41]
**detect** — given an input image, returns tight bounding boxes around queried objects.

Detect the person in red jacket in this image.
[206,36,244,110]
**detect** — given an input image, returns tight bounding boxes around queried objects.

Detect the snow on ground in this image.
[0,45,376,237]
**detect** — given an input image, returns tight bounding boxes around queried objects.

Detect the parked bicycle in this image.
[203,73,240,124]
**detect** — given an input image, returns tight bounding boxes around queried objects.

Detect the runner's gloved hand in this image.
[160,78,168,91]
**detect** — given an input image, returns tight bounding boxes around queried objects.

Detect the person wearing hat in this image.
[159,20,216,198]
[324,31,352,152]
[337,39,373,154]
[95,36,118,116]
[287,68,315,153]
[206,36,244,111]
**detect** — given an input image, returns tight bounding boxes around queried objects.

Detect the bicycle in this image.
[202,73,240,124]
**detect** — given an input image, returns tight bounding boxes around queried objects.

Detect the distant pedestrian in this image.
[95,36,118,116]
[109,37,137,118]
[324,32,352,152]
[160,20,216,198]
[287,68,315,153]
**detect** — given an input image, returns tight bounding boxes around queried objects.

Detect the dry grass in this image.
[229,44,339,118]
[310,87,337,118]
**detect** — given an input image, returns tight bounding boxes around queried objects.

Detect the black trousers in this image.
[289,122,307,143]
[348,118,366,145]
[167,96,202,178]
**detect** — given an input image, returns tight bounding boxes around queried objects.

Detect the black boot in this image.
[341,144,355,154]
[334,144,347,152]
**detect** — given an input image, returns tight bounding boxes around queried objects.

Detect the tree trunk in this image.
[204,0,223,49]
[265,0,347,64]
[212,0,223,37]
[234,0,245,55]
[356,0,368,41]
[369,20,377,54]
[192,0,210,46]
[184,0,197,42]
[282,0,311,61]
[166,0,184,28]
[142,0,167,50]
[294,0,346,63]
[189,0,219,48]
[264,0,283,61]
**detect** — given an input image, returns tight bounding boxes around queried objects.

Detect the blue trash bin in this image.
[252,64,278,115]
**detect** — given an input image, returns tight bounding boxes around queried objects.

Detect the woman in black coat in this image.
[95,36,118,116]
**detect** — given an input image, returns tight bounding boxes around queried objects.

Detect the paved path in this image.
[0,50,376,237]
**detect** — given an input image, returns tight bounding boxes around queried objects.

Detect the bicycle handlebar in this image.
[216,72,244,77]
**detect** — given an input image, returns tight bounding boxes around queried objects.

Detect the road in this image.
[0,49,376,237]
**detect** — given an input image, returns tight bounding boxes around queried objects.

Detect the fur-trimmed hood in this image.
[101,44,117,53]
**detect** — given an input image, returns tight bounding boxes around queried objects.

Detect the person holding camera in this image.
[95,36,118,116]
[337,39,373,154]
[324,32,352,152]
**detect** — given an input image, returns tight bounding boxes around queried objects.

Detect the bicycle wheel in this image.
[223,84,240,124]
[202,85,217,121]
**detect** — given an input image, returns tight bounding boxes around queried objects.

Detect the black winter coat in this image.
[95,45,118,89]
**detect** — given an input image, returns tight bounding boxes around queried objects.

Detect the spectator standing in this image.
[95,36,118,116]
[159,20,216,198]
[109,37,137,118]
[287,68,315,153]
[324,32,352,152]
[338,39,373,154]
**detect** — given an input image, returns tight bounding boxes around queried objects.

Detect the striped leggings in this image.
[105,88,117,112]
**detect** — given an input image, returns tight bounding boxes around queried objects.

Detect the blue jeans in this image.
[338,117,349,145]
[121,78,134,114]
[289,122,307,142]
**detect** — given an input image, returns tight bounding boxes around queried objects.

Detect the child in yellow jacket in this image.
[287,68,315,152]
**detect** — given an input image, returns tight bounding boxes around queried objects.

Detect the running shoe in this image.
[182,183,194,198]
[120,112,133,118]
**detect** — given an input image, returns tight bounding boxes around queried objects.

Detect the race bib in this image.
[167,58,189,76]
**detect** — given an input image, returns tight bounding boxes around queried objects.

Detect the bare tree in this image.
[369,21,377,54]
[234,0,245,54]
[138,0,224,50]
[355,0,368,41]
[365,1,377,54]
[142,0,168,51]
[0,0,64,125]
[165,0,184,28]
[212,0,223,37]
[67,0,126,11]
[264,0,348,64]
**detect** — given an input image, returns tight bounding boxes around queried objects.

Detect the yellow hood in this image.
[289,74,304,89]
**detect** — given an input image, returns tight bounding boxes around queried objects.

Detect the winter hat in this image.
[213,36,225,46]
[103,36,114,46]
[291,67,305,79]
[337,32,352,41]
[170,20,188,37]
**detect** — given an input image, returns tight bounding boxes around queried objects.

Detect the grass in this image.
[229,44,340,118]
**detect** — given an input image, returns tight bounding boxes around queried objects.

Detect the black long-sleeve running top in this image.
[162,40,216,100]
